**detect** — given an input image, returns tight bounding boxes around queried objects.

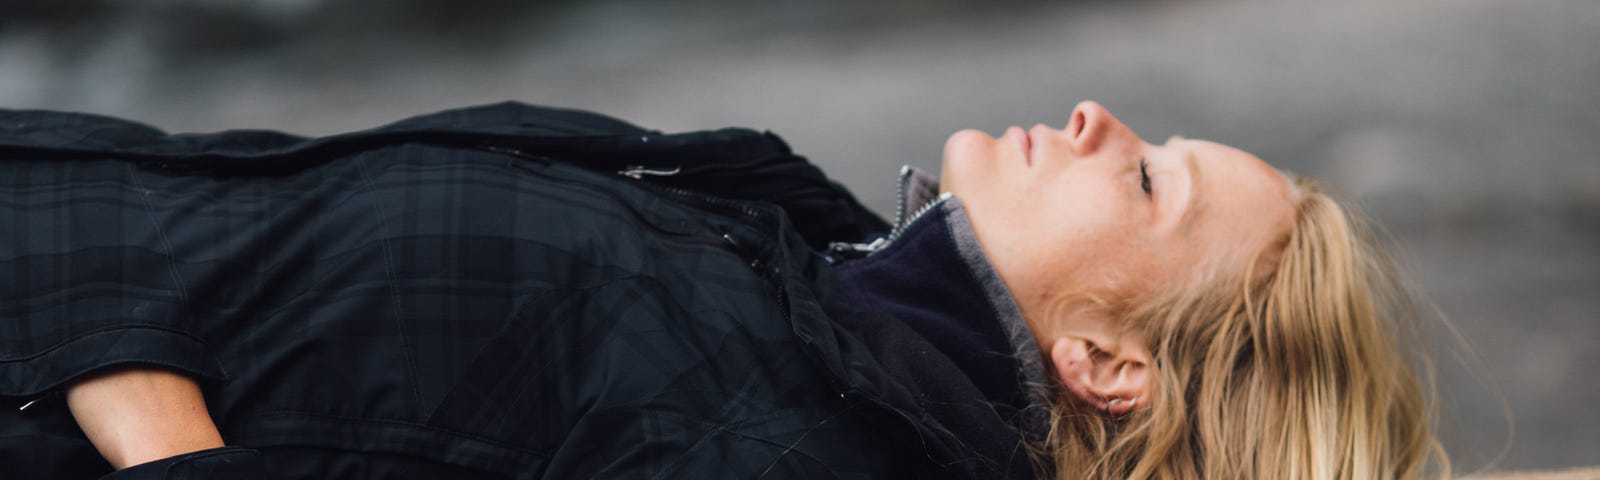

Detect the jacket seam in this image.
[0,324,210,363]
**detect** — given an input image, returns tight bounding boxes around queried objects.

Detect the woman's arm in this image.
[65,365,226,470]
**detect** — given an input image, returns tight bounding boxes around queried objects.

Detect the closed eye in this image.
[1139,158,1152,195]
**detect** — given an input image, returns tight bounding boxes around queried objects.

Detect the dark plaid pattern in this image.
[0,104,1038,479]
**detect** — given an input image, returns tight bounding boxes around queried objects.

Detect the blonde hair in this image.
[1037,175,1449,479]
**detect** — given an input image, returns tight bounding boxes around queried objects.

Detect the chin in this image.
[941,129,999,191]
[944,128,996,153]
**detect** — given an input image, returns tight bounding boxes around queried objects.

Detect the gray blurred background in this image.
[2,0,1595,473]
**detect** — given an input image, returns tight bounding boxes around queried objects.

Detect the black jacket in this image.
[0,103,1046,479]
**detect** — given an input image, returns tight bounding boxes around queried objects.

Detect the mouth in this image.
[1008,126,1032,167]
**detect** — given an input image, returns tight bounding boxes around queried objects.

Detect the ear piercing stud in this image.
[1107,397,1137,412]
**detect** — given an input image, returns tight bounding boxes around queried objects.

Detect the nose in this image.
[1067,100,1141,155]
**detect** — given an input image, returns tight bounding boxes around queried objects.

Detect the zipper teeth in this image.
[828,166,938,257]
[892,165,912,229]
[641,183,791,325]
[657,183,763,219]
[886,192,950,244]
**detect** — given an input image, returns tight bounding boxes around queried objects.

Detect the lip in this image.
[1008,126,1032,167]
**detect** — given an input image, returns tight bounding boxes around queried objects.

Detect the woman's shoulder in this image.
[0,102,890,249]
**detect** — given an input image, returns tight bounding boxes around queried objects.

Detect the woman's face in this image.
[940,101,1296,328]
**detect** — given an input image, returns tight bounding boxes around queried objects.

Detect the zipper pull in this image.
[18,389,61,412]
[722,233,763,270]
[618,165,681,179]
[828,237,888,255]
[723,233,783,278]
[475,144,556,165]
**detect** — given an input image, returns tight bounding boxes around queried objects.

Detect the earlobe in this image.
[1049,335,1152,416]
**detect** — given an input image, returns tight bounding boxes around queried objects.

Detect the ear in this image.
[1049,334,1152,416]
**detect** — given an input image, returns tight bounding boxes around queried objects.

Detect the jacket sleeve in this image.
[99,447,285,480]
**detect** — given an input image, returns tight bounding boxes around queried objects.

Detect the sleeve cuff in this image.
[99,446,280,480]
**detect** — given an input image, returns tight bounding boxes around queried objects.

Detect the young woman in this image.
[0,101,1445,479]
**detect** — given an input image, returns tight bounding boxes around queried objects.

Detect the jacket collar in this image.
[836,166,1053,440]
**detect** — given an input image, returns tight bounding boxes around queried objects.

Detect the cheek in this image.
[1024,193,1157,297]
[1039,173,1129,234]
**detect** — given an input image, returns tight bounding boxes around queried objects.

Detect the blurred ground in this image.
[2,0,1596,472]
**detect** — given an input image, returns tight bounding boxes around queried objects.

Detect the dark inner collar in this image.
[834,208,1031,409]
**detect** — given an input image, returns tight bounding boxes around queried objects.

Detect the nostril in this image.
[1069,110,1087,139]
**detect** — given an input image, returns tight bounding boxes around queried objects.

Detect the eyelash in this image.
[1139,158,1152,195]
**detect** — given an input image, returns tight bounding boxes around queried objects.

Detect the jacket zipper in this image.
[645,182,791,324]
[605,164,792,326]
[884,192,950,245]
[892,165,913,228]
[829,166,948,257]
